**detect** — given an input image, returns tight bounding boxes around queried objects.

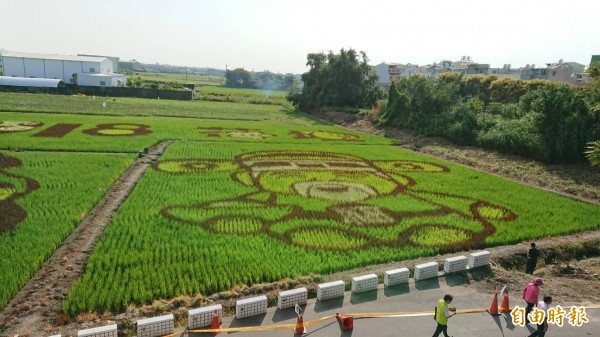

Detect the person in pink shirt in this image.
[523,277,543,324]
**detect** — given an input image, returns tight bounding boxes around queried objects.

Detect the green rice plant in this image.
[0,112,390,153]
[63,142,600,314]
[0,152,134,310]
[0,92,300,122]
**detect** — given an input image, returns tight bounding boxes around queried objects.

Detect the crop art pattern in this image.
[0,121,43,134]
[289,130,363,142]
[198,127,274,139]
[0,153,39,232]
[156,151,516,252]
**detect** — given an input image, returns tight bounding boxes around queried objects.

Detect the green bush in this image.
[381,74,600,163]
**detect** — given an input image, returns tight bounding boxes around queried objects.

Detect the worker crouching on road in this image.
[432,294,456,337]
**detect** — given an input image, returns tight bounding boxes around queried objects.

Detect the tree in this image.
[287,48,381,111]
[521,84,596,162]
[225,68,254,88]
[586,140,600,166]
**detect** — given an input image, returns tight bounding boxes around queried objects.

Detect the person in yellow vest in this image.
[432,294,456,337]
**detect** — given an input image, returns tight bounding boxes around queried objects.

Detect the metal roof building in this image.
[0,76,65,87]
[0,51,121,86]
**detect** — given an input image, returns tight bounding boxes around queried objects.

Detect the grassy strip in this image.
[0,92,296,121]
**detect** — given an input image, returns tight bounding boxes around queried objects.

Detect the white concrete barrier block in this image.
[351,274,378,293]
[48,335,62,337]
[78,324,117,337]
[444,255,468,274]
[137,314,174,337]
[278,287,307,309]
[317,280,345,301]
[236,295,267,319]
[188,304,222,329]
[414,262,439,281]
[468,251,491,268]
[384,267,410,286]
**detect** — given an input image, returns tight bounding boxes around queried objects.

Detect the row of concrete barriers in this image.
[50,250,490,337]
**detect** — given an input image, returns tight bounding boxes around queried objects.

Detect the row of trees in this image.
[225,68,298,91]
[379,74,600,164]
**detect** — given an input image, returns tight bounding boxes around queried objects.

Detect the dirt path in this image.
[0,141,171,337]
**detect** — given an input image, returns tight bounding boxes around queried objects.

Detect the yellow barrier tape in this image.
[161,305,600,336]
[187,315,336,334]
[345,308,488,318]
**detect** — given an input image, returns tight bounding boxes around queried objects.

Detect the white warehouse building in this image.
[0,51,126,87]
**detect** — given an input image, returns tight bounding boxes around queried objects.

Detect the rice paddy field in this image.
[1,90,599,314]
[0,151,134,309]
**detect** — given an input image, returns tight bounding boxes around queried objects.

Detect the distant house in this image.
[545,60,586,85]
[387,63,406,82]
[374,63,391,86]
[0,51,126,87]
[488,64,521,79]
[424,60,452,78]
[519,64,547,81]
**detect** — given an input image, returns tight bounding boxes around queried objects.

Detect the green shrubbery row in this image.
[379,74,600,163]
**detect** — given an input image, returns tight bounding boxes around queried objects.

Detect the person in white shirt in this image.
[528,296,552,337]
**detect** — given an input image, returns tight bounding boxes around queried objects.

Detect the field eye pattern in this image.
[159,151,517,252]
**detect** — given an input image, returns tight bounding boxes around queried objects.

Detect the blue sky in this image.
[2,0,598,73]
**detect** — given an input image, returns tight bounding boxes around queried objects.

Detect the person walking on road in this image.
[523,277,544,324]
[527,296,552,337]
[526,242,540,274]
[432,294,456,337]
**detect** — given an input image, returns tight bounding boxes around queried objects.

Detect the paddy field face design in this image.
[158,151,516,251]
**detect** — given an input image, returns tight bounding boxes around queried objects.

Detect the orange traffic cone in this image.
[486,288,500,315]
[499,289,511,313]
[294,315,307,335]
[210,309,221,335]
[336,313,354,331]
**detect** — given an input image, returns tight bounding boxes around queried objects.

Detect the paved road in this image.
[187,273,599,337]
